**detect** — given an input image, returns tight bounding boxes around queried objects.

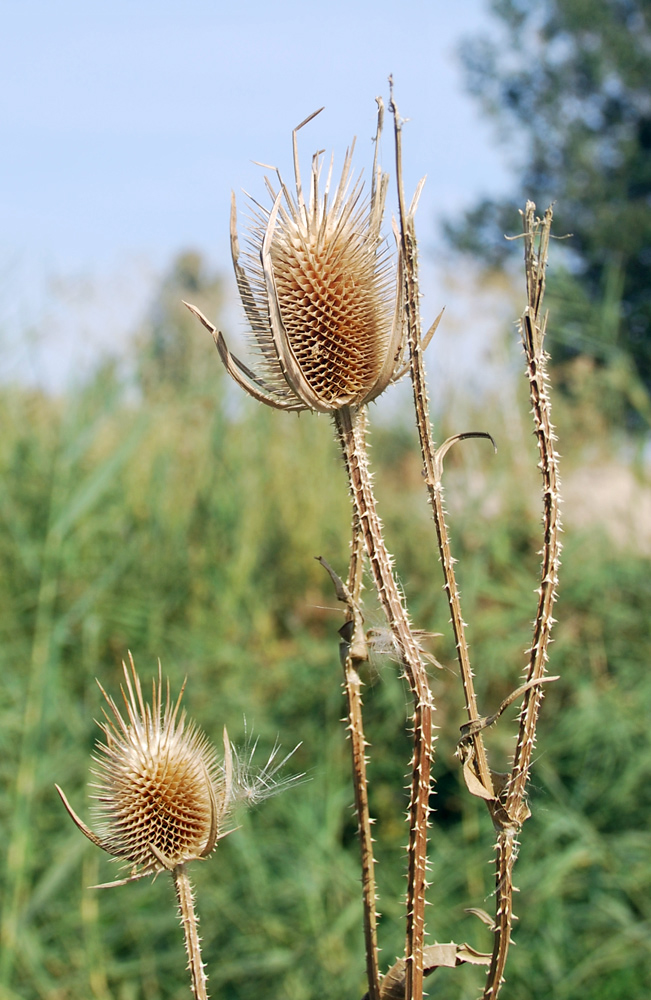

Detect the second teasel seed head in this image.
[57,654,230,885]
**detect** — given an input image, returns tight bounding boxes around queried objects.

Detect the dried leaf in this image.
[363,943,491,1000]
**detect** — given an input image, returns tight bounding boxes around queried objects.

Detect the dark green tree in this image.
[448,0,651,399]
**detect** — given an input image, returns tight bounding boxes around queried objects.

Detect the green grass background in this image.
[0,264,649,999]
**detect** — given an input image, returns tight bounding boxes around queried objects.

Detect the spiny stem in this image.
[483,830,517,1000]
[346,628,381,1000]
[389,91,493,797]
[340,508,382,1000]
[482,203,561,1000]
[318,499,381,1000]
[335,404,433,1000]
[345,515,381,1000]
[173,865,209,1000]
[505,202,561,816]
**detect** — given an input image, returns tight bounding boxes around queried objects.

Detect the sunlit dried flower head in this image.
[56,654,230,887]
[185,102,408,413]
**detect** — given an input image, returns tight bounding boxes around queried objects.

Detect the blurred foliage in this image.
[0,252,650,999]
[448,0,651,408]
[136,251,223,397]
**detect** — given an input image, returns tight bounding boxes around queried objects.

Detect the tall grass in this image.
[0,269,649,998]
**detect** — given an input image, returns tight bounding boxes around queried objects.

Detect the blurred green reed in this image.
[0,263,649,999]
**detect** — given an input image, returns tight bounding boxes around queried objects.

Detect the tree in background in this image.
[136,251,222,396]
[447,0,651,411]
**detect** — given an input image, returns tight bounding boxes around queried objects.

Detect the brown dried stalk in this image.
[481,202,562,1000]
[190,98,561,1000]
[389,87,495,802]
[335,403,435,1000]
[174,864,210,1000]
[318,515,381,1000]
[505,203,561,816]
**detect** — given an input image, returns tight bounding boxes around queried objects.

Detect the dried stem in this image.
[344,511,381,1000]
[173,864,209,1000]
[505,202,561,816]
[482,202,562,1000]
[483,830,517,1000]
[344,609,381,1000]
[334,404,434,1000]
[389,90,493,798]
[318,524,380,1000]
[389,85,560,999]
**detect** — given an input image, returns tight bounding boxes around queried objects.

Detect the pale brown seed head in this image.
[56,658,304,891]
[89,657,224,875]
[223,108,405,413]
[267,206,392,405]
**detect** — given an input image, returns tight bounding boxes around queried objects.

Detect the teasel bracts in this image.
[186,106,407,412]
[56,654,230,886]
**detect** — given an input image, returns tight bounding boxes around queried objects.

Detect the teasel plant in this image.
[57,654,301,1000]
[186,91,561,1000]
[186,100,440,1000]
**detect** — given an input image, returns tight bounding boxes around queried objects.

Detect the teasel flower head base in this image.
[185,102,408,414]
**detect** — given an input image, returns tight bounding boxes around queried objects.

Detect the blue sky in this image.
[1,0,515,387]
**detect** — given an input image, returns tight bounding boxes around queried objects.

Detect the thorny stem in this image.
[483,202,561,1000]
[484,830,517,1000]
[505,202,561,816]
[173,865,209,1000]
[319,478,381,1000]
[389,90,493,798]
[335,404,433,1000]
[345,509,382,1000]
[346,648,382,1000]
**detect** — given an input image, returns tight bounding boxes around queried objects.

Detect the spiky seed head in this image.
[57,657,305,887]
[242,133,400,412]
[57,655,227,883]
[186,104,406,414]
[253,151,395,410]
[90,658,223,873]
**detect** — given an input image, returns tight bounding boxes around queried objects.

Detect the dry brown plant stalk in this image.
[389,88,496,799]
[187,96,561,1000]
[333,403,435,1000]
[318,511,381,1000]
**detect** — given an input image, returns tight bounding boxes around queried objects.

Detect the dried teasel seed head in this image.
[264,179,392,407]
[185,102,407,414]
[57,654,229,885]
